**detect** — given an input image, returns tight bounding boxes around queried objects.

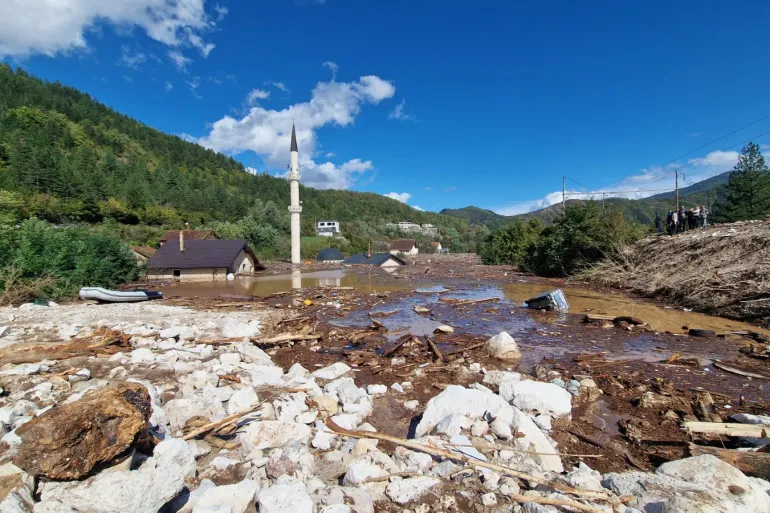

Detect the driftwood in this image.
[684,421,770,438]
[251,333,321,345]
[713,362,770,380]
[426,337,444,362]
[324,419,613,510]
[439,297,500,306]
[689,443,770,479]
[443,341,487,356]
[181,404,262,440]
[381,334,412,358]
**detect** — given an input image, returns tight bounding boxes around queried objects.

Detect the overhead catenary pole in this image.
[675,169,679,212]
[562,176,566,212]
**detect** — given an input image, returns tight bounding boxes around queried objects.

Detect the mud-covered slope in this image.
[585,220,770,328]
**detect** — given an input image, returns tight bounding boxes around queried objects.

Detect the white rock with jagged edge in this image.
[238,421,311,451]
[486,332,521,360]
[312,362,351,381]
[40,438,196,513]
[510,406,563,473]
[226,387,259,415]
[192,479,260,513]
[385,477,441,504]
[415,385,509,437]
[257,481,313,513]
[500,380,572,417]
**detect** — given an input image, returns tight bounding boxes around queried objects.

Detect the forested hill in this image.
[0,65,485,253]
[442,171,731,229]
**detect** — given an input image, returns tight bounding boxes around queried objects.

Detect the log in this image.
[324,419,613,509]
[426,337,444,362]
[582,314,615,323]
[688,443,770,479]
[713,362,770,380]
[684,421,770,438]
[251,333,321,345]
[381,334,412,358]
[443,341,487,356]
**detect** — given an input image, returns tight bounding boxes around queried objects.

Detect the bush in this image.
[0,218,139,301]
[478,219,541,266]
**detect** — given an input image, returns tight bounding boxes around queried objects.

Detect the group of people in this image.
[655,206,709,235]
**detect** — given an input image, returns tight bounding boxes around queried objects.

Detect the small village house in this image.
[316,247,345,263]
[389,239,418,256]
[344,252,406,269]
[159,229,218,246]
[316,221,341,237]
[146,234,262,280]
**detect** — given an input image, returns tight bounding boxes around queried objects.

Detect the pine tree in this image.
[720,142,770,221]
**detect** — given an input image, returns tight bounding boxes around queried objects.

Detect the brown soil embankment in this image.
[585,220,770,328]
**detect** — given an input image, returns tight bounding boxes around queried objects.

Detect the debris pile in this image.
[0,302,768,512]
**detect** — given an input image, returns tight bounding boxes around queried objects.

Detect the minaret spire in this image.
[288,124,302,265]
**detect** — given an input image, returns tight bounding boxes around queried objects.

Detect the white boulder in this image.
[41,438,196,513]
[221,319,261,339]
[510,406,563,473]
[500,380,572,417]
[257,481,312,513]
[192,479,260,513]
[239,421,311,451]
[415,385,509,437]
[486,332,521,360]
[226,388,259,415]
[385,477,440,504]
[312,363,351,381]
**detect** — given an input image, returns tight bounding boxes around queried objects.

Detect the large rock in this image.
[226,388,259,415]
[192,479,260,513]
[414,385,509,437]
[510,406,563,473]
[312,363,351,381]
[385,477,440,504]
[238,421,311,451]
[486,332,521,360]
[221,319,261,338]
[164,393,226,432]
[257,481,313,513]
[499,380,571,417]
[41,438,195,513]
[14,383,151,479]
[0,462,34,512]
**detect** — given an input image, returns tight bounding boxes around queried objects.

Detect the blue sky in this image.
[3,1,770,214]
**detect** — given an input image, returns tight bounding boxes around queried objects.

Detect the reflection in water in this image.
[159,269,412,297]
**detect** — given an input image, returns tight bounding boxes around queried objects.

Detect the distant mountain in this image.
[443,171,730,229]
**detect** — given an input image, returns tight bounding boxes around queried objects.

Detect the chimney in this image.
[179,230,184,252]
[367,242,371,258]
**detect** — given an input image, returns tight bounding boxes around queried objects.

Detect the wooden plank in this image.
[684,421,770,438]
[713,362,770,380]
[689,443,770,480]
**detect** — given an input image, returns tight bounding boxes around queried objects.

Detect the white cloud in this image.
[325,152,336,158]
[265,81,290,94]
[384,192,412,203]
[196,70,396,189]
[168,50,192,71]
[0,0,225,59]
[186,77,201,99]
[246,88,271,104]
[323,60,338,80]
[213,4,228,21]
[389,98,417,121]
[119,46,146,69]
[493,149,740,216]
[413,205,425,211]
[165,80,173,91]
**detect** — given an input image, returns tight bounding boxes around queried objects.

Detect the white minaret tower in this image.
[288,124,302,264]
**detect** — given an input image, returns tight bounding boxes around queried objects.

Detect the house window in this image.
[173,269,181,277]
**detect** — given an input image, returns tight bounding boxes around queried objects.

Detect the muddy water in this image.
[159,269,413,297]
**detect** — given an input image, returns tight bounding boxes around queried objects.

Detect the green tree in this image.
[718,142,770,221]
[478,219,541,265]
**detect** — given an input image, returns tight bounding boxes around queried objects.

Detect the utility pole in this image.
[674,169,679,212]
[562,176,566,212]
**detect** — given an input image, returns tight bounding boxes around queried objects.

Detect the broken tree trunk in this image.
[684,421,770,438]
[381,334,412,358]
[426,337,444,362]
[688,443,770,480]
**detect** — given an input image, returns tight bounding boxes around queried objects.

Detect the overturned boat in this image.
[525,289,569,312]
[78,287,163,303]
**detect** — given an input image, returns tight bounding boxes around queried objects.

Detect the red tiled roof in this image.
[389,239,416,251]
[130,246,156,259]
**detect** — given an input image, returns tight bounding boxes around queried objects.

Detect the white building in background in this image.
[288,125,302,265]
[386,221,438,236]
[316,220,341,237]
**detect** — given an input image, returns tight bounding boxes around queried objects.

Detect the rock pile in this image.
[0,306,767,512]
